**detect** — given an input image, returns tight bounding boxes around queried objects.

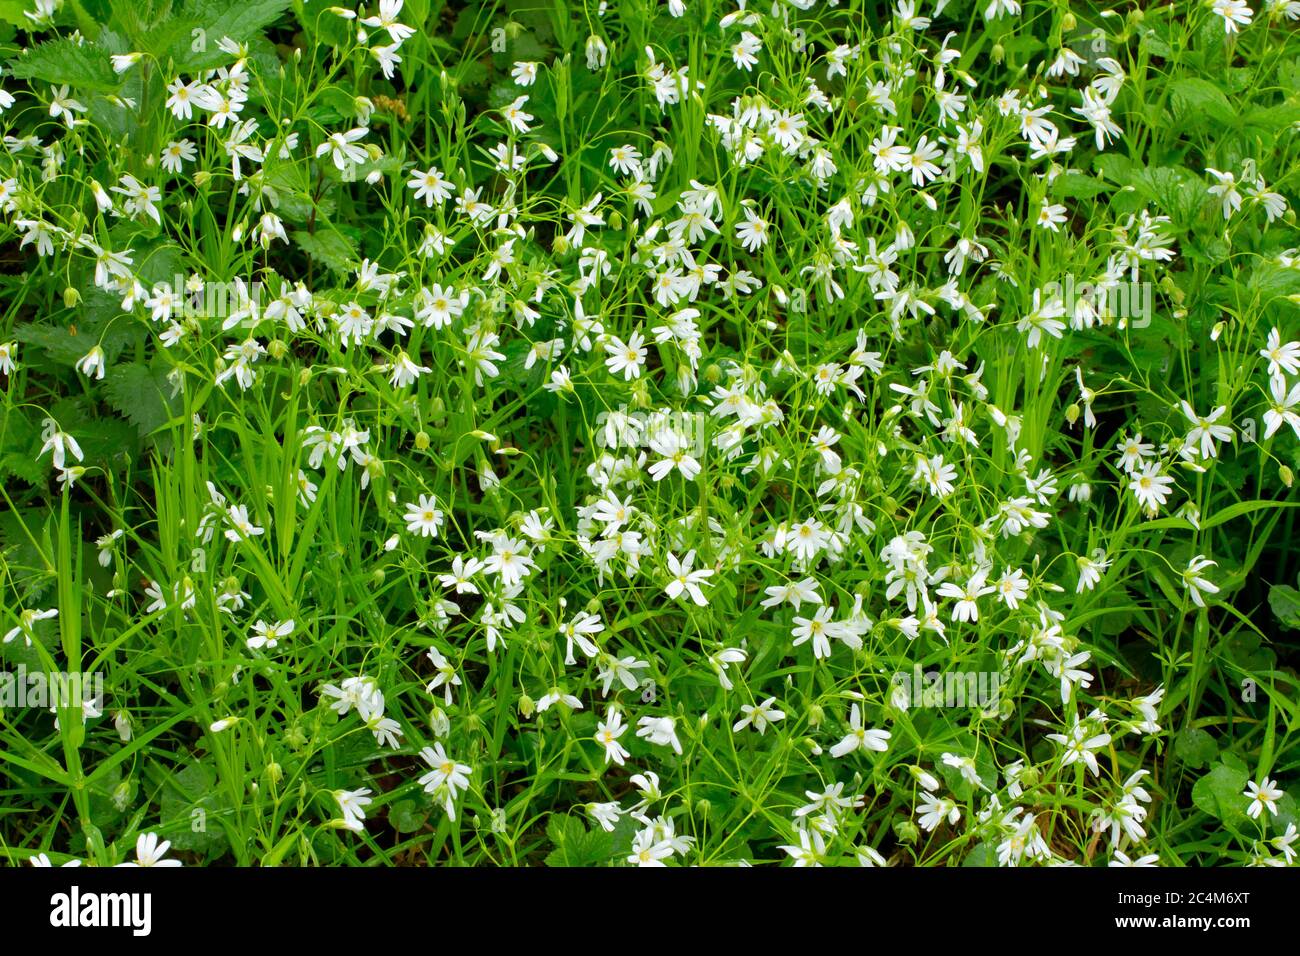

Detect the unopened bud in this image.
[806,703,825,729]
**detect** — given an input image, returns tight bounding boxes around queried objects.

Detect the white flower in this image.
[586,801,622,832]
[315,127,368,170]
[4,608,57,646]
[734,207,771,252]
[663,550,714,606]
[917,793,960,831]
[779,828,826,866]
[332,788,374,832]
[1037,201,1068,231]
[1272,823,1298,864]
[1244,777,1283,819]
[1181,555,1220,607]
[604,331,647,380]
[608,144,642,176]
[1206,167,1243,218]
[1180,401,1234,459]
[418,744,472,805]
[730,31,762,71]
[223,504,264,542]
[636,715,683,754]
[408,166,453,206]
[1264,374,1300,439]
[404,494,445,538]
[501,95,533,134]
[119,832,182,867]
[38,419,84,471]
[1209,0,1254,32]
[585,35,609,70]
[733,697,785,734]
[247,619,294,651]
[111,53,143,74]
[160,139,196,173]
[1046,713,1111,776]
[594,706,630,765]
[1111,850,1161,867]
[829,703,891,757]
[1260,328,1300,378]
[1130,463,1174,514]
[511,61,539,86]
[627,829,675,866]
[75,345,106,380]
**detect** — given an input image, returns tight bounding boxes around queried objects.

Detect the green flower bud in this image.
[894,819,920,844]
[806,703,825,729]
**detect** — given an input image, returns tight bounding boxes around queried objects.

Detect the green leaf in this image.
[13,321,136,367]
[0,404,42,486]
[0,506,55,601]
[159,760,230,856]
[1129,166,1205,228]
[543,813,612,866]
[1054,171,1111,200]
[962,841,997,867]
[293,228,358,275]
[1174,727,1218,769]
[1190,762,1250,824]
[1093,152,1138,187]
[0,0,29,28]
[151,0,294,72]
[1202,499,1300,531]
[1268,583,1300,630]
[102,361,179,438]
[1223,631,1276,672]
[387,799,429,833]
[1167,78,1235,128]
[7,37,120,91]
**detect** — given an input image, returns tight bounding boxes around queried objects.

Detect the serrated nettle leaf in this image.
[157,0,294,72]
[102,361,180,438]
[7,37,121,90]
[1167,78,1237,129]
[293,228,358,274]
